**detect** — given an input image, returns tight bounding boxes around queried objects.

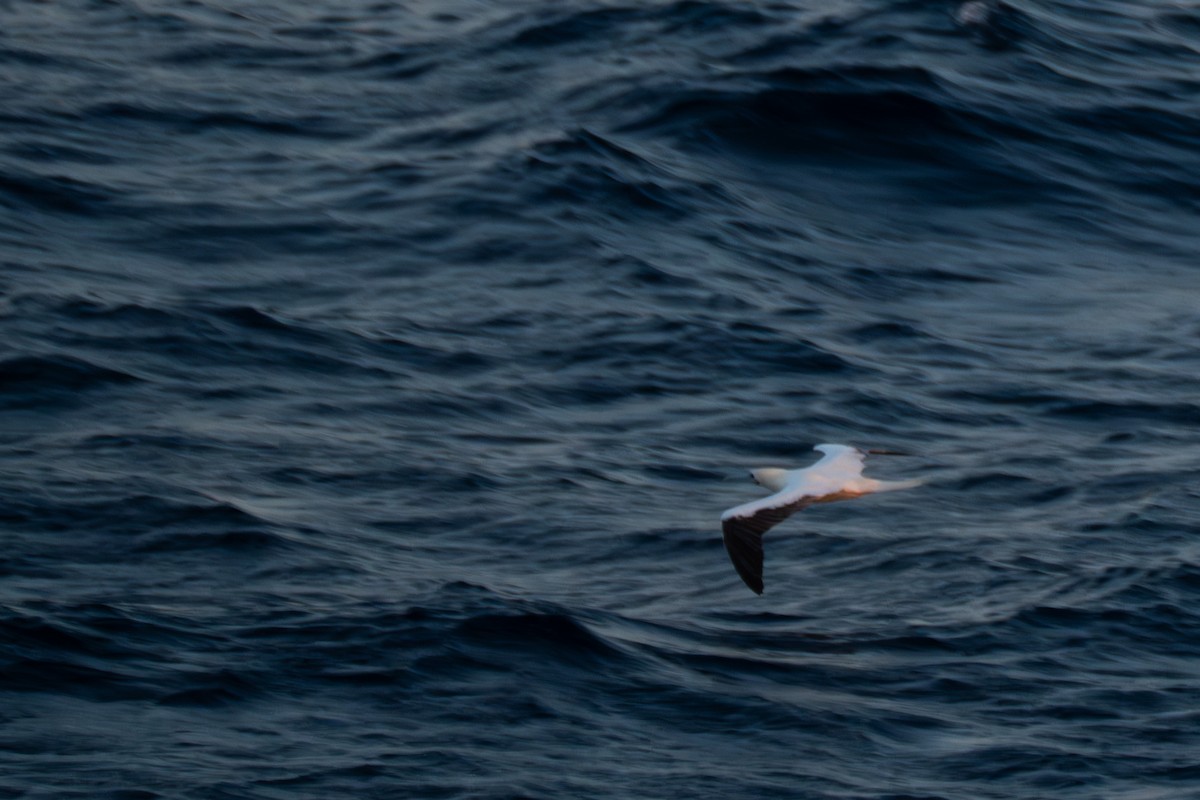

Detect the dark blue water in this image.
[3,1,1200,797]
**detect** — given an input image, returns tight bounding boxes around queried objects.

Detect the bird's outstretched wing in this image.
[721,495,815,595]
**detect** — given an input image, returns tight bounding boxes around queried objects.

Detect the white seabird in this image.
[721,444,921,595]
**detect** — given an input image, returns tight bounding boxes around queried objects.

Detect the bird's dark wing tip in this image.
[721,498,813,594]
[722,518,765,595]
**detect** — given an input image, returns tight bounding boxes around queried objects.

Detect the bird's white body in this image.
[720,444,921,594]
[722,445,917,523]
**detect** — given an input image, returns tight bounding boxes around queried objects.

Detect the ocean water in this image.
[3,0,1200,797]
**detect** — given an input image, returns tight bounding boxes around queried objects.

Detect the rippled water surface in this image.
[3,1,1200,797]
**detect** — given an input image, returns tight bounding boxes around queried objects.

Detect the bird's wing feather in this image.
[719,478,824,523]
[720,493,816,595]
[811,444,868,487]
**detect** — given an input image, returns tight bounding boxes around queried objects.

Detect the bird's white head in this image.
[749,468,789,493]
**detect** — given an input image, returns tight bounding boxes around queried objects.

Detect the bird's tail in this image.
[871,478,923,493]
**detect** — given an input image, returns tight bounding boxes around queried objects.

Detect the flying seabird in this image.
[721,444,921,595]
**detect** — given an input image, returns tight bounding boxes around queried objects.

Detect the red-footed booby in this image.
[721,444,921,595]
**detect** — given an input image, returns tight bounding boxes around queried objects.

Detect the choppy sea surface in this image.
[3,1,1200,797]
